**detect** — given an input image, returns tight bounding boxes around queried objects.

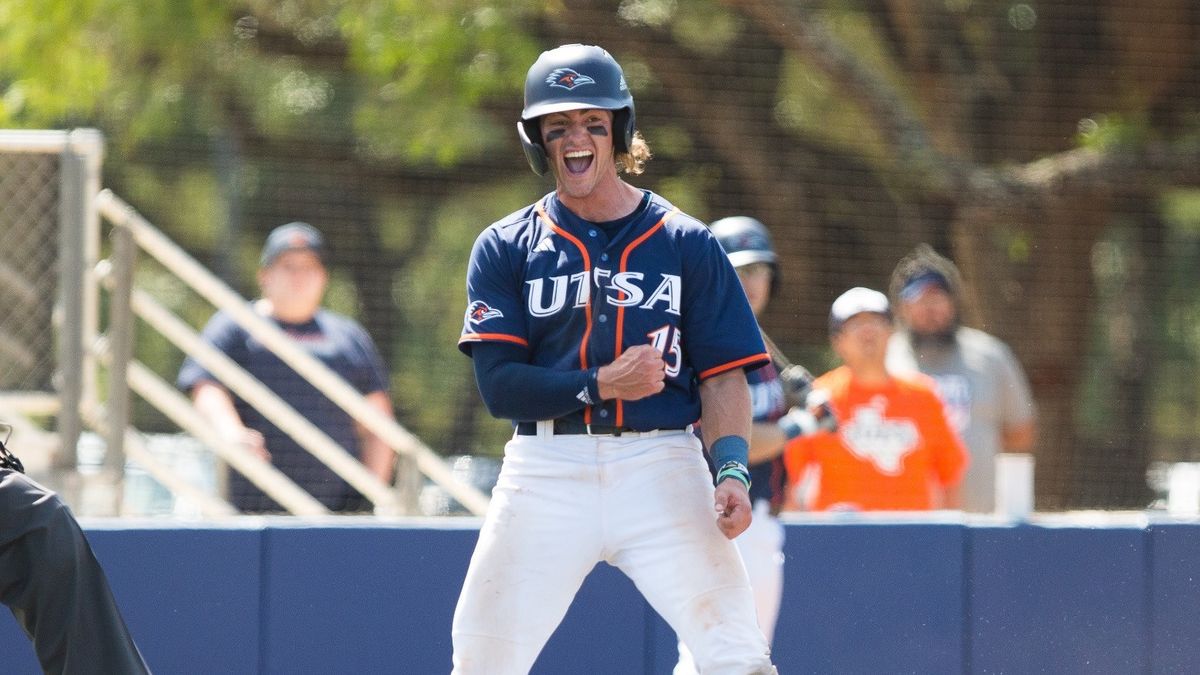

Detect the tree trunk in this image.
[953,191,1107,509]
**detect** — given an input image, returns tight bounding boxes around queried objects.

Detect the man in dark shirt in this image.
[177,222,395,512]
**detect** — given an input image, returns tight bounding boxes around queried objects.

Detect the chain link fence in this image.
[0,151,58,392]
[6,0,1200,517]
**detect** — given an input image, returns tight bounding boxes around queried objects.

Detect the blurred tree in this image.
[3,0,1199,507]
[0,0,545,455]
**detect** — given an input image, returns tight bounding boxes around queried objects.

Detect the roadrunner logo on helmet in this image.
[517,44,636,176]
[546,68,596,90]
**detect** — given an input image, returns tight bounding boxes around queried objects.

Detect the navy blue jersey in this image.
[459,191,769,430]
[747,361,788,504]
[177,308,389,512]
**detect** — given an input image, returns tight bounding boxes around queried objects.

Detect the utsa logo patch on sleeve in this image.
[467,301,503,324]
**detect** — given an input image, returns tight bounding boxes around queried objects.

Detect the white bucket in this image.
[994,453,1035,520]
[1167,462,1200,517]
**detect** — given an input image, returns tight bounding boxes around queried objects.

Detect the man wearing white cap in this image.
[783,287,969,511]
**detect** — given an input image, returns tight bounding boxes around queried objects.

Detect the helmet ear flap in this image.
[612,107,636,153]
[517,120,549,176]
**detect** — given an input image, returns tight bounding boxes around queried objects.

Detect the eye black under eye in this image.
[587,126,608,136]
[544,129,566,142]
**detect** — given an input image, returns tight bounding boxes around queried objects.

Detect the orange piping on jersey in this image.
[698,352,771,381]
[612,208,679,427]
[458,333,530,348]
[535,201,595,424]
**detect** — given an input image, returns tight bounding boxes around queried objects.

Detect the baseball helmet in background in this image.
[517,44,636,176]
[710,216,781,295]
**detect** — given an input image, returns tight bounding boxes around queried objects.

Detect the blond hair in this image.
[616,132,651,176]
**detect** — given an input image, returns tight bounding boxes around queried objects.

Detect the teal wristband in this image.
[711,435,751,488]
[710,435,749,468]
[716,460,751,488]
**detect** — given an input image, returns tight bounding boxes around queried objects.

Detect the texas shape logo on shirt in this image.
[840,395,918,475]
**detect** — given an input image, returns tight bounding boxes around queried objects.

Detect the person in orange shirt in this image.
[783,287,968,511]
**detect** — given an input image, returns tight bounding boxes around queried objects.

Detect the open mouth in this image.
[564,150,594,175]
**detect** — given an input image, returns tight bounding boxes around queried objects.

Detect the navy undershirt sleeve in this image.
[471,341,602,421]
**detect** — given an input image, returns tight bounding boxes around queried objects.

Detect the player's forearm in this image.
[702,371,755,535]
[698,370,752,448]
[472,342,600,420]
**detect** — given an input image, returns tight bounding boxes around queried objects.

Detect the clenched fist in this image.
[597,344,667,401]
[714,479,752,539]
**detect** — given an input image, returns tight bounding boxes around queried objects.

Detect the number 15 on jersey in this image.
[648,325,683,378]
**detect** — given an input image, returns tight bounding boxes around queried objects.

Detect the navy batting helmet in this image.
[710,216,780,296]
[517,44,636,176]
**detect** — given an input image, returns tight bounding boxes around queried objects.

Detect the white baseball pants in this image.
[676,499,785,674]
[451,423,775,674]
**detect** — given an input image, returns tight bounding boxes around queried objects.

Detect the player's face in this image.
[540,108,617,200]
[258,249,328,321]
[736,263,773,316]
[900,286,955,336]
[832,312,892,367]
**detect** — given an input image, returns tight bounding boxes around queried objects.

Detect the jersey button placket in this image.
[597,250,611,325]
[589,240,616,428]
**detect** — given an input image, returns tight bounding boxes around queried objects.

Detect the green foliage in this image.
[1081,199,1200,451]
[1152,190,1200,443]
[389,179,540,453]
[1076,114,1148,150]
[1161,189,1200,235]
[4,0,1200,501]
[0,0,233,140]
[339,1,542,164]
[0,0,541,162]
[654,165,722,221]
[671,0,742,54]
[774,13,895,164]
[777,56,880,157]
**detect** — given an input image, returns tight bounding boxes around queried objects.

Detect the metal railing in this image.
[0,128,490,517]
[96,190,490,516]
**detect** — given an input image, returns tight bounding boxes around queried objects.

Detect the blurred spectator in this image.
[177,222,395,513]
[886,244,1037,513]
[784,288,968,511]
[2,439,151,674]
[674,216,791,673]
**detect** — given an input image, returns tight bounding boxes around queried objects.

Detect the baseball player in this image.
[452,44,776,674]
[674,216,835,673]
[1,429,151,674]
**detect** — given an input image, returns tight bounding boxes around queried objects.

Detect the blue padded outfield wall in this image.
[2,516,1198,674]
